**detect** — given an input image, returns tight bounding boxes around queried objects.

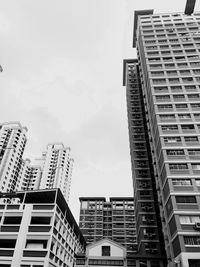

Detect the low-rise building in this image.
[75,238,127,267]
[0,189,86,267]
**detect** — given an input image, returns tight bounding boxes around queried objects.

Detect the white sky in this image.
[1,0,200,221]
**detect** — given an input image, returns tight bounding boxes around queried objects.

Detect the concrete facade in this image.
[0,189,86,267]
[123,4,200,267]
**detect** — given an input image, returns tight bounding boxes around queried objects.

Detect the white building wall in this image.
[88,242,124,258]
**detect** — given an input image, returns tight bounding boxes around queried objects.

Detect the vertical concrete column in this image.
[11,204,32,267]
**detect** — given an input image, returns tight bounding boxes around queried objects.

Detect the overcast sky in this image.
[1,0,200,221]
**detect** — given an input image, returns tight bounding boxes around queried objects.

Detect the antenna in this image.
[184,0,196,15]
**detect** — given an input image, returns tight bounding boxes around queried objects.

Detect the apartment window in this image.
[148,58,161,62]
[167,150,184,156]
[152,79,166,84]
[157,104,173,109]
[149,64,162,69]
[171,44,181,48]
[196,180,200,186]
[180,216,200,224]
[165,63,175,68]
[167,70,177,75]
[185,85,196,91]
[173,94,185,100]
[184,136,198,142]
[163,57,173,62]
[188,94,200,99]
[188,149,200,156]
[159,114,175,120]
[184,236,200,245]
[180,70,191,75]
[182,77,194,83]
[181,124,195,130]
[164,137,181,143]
[177,63,188,68]
[162,125,178,131]
[194,114,200,120]
[191,164,200,170]
[169,78,180,83]
[169,163,188,170]
[176,104,188,109]
[147,52,159,56]
[175,56,186,61]
[172,179,191,186]
[102,246,110,256]
[161,50,171,55]
[178,114,191,119]
[156,95,170,101]
[160,45,169,49]
[191,103,200,108]
[176,196,196,203]
[171,86,182,91]
[151,71,164,76]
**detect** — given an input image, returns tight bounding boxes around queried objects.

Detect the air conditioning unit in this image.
[194,222,200,230]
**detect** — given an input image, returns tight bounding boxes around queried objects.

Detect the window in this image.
[167,70,177,75]
[169,163,188,170]
[171,86,182,91]
[184,236,200,245]
[162,125,178,131]
[160,114,175,120]
[185,85,196,91]
[188,149,200,156]
[176,196,196,203]
[152,79,166,84]
[191,164,200,170]
[180,216,200,224]
[164,137,181,143]
[178,114,191,119]
[157,104,173,109]
[196,180,200,186]
[172,179,191,186]
[151,71,164,76]
[184,136,198,142]
[181,124,195,130]
[191,103,200,109]
[177,63,188,68]
[167,150,184,156]
[188,94,200,99]
[102,246,110,256]
[149,64,162,69]
[156,95,170,101]
[165,63,175,68]
[173,94,185,100]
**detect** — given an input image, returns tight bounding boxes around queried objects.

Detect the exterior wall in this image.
[128,8,200,267]
[0,190,85,267]
[124,61,166,261]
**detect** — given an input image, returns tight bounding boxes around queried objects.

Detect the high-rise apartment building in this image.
[17,158,42,191]
[79,197,137,259]
[0,123,73,203]
[36,143,73,202]
[123,2,200,267]
[0,122,27,193]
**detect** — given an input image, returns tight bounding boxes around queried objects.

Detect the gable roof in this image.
[86,238,126,253]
